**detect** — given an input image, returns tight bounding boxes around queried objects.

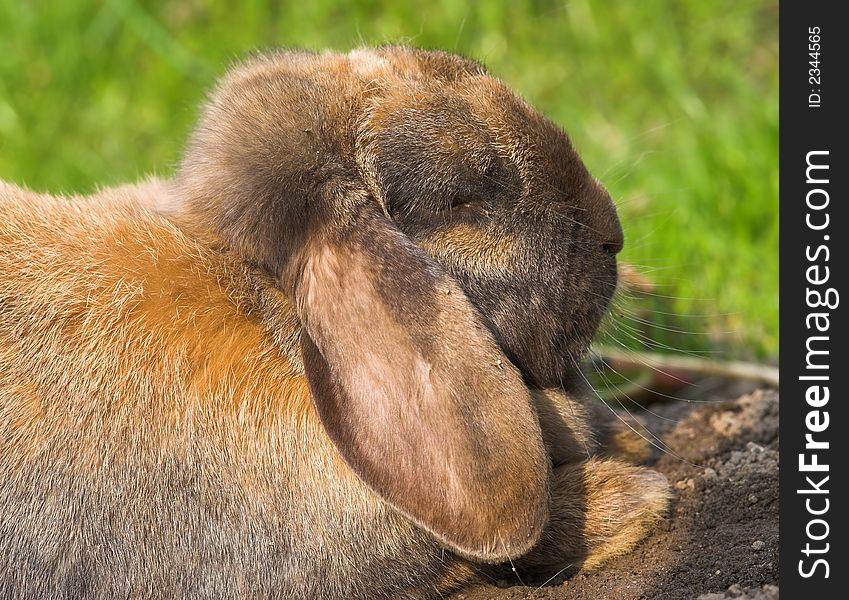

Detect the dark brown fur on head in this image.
[177,46,623,390]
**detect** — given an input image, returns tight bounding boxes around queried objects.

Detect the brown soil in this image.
[452,384,779,600]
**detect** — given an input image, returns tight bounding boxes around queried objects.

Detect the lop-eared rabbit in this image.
[0,47,669,599]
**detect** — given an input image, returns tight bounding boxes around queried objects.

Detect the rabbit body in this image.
[0,48,669,599]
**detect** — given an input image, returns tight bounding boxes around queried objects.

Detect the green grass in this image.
[0,0,778,358]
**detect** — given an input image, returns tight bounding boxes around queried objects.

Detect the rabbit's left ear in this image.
[289,193,550,562]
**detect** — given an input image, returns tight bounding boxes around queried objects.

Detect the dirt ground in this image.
[452,383,779,600]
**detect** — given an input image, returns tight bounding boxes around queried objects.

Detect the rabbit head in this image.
[172,47,623,562]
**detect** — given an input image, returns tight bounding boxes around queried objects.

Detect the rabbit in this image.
[0,47,669,599]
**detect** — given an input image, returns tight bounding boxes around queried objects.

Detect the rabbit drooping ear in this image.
[174,51,550,561]
[294,200,550,561]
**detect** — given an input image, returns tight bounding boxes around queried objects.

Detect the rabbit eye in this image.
[452,201,475,210]
[448,199,490,218]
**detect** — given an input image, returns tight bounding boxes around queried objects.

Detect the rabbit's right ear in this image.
[289,195,550,562]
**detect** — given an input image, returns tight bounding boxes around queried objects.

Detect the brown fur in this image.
[514,457,670,575]
[0,48,667,599]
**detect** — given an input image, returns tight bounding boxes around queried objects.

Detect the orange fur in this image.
[0,179,325,470]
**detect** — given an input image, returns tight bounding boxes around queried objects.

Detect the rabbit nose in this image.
[601,214,624,254]
[599,216,623,255]
[602,236,623,255]
[588,180,624,254]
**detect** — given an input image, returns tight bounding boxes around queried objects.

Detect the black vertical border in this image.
[779,2,847,596]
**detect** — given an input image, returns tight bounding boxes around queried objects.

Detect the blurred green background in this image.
[0,0,778,359]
